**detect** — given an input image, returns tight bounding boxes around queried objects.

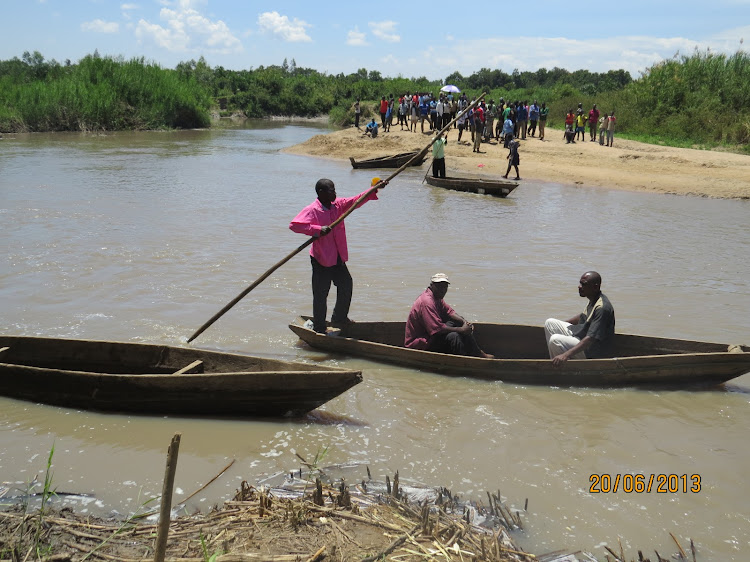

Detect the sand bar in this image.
[284,126,750,199]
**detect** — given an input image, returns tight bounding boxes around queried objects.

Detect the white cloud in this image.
[257,11,312,42]
[708,24,749,52]
[136,17,186,51]
[81,19,120,33]
[121,3,138,20]
[363,30,750,80]
[347,26,368,46]
[135,3,242,54]
[369,21,399,43]
[415,35,713,79]
[380,54,398,66]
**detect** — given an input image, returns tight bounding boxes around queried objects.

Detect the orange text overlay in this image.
[589,474,701,493]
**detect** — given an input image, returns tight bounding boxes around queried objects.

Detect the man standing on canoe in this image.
[544,271,615,365]
[405,273,494,358]
[432,132,447,178]
[290,178,386,334]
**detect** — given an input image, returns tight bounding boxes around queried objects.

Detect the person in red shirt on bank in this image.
[379,96,388,128]
[472,104,484,153]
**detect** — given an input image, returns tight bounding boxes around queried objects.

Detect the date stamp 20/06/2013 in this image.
[589,474,701,494]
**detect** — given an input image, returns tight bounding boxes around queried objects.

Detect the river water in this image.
[1,122,749,560]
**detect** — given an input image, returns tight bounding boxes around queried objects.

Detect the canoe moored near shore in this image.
[349,151,426,169]
[425,175,519,197]
[289,317,750,387]
[0,336,362,417]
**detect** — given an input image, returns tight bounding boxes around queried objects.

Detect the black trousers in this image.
[311,256,352,333]
[432,157,445,178]
[428,321,483,356]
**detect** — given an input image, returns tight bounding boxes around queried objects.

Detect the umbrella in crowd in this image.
[440,85,460,93]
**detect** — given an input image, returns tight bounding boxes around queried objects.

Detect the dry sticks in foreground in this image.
[0,470,538,562]
[0,438,699,562]
[0,470,698,561]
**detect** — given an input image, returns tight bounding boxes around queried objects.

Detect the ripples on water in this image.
[1,123,750,559]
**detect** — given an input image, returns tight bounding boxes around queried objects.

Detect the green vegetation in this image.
[294,446,329,489]
[34,443,57,558]
[0,444,159,561]
[0,51,211,131]
[199,531,224,562]
[613,50,750,149]
[1,49,748,151]
[0,444,58,559]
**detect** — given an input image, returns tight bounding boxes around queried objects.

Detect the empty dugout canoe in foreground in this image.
[0,335,362,417]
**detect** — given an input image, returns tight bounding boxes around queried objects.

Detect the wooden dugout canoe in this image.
[349,151,426,169]
[0,336,362,417]
[289,317,750,387]
[425,175,518,197]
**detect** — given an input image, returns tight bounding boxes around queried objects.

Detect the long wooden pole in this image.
[421,156,433,183]
[187,93,487,343]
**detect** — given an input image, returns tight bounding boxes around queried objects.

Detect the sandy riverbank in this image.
[283,125,750,199]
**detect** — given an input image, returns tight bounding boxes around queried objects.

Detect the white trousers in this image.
[544,318,586,359]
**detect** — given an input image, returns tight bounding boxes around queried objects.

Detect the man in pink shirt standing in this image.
[290,178,385,333]
[404,273,494,358]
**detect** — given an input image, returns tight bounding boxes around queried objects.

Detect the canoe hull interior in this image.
[289,318,750,387]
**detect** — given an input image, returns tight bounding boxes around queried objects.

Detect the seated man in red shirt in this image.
[404,273,494,358]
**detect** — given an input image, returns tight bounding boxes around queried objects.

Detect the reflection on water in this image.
[2,122,750,559]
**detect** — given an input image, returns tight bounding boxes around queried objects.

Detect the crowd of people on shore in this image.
[564,103,617,146]
[354,93,619,188]
[354,94,616,148]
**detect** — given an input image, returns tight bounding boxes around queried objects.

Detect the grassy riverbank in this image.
[0,53,211,131]
[1,50,748,153]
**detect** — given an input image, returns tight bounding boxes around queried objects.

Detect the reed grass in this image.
[0,54,211,132]
[3,443,59,560]
[544,49,750,151]
[617,49,750,149]
[199,530,223,562]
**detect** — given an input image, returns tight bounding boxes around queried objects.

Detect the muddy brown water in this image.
[1,122,749,559]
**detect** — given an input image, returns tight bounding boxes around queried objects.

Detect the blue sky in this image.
[4,0,749,79]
